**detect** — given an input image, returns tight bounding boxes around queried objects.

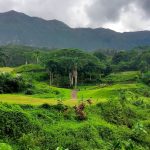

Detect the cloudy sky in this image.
[0,0,150,32]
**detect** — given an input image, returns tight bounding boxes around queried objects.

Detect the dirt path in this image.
[71,89,78,100]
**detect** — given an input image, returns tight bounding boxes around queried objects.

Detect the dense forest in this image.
[0,45,150,150]
[0,45,150,87]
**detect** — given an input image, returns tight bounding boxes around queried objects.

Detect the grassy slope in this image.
[0,69,149,105]
[0,67,14,73]
[0,70,150,149]
[0,70,149,106]
[78,83,146,99]
[0,83,149,106]
[1,96,150,149]
[103,71,140,83]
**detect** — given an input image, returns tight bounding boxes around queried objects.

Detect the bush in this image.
[0,143,12,150]
[100,100,126,125]
[141,72,150,85]
[99,99,136,127]
[0,109,33,139]
[0,73,29,93]
[40,103,52,109]
[18,133,41,150]
[39,124,103,150]
[24,88,34,95]
[97,126,114,141]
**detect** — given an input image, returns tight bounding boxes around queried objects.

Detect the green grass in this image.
[0,70,150,149]
[0,67,14,73]
[78,83,147,100]
[32,82,72,99]
[0,82,149,106]
[0,94,79,106]
[0,96,149,149]
[103,71,140,83]
[14,64,44,73]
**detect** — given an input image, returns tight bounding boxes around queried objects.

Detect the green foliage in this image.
[0,46,150,150]
[0,143,12,150]
[103,71,140,83]
[0,110,33,139]
[15,64,45,73]
[141,72,150,85]
[99,100,127,125]
[0,100,149,150]
[99,91,137,127]
[0,73,29,93]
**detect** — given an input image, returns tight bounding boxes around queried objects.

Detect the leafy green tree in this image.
[46,60,60,86]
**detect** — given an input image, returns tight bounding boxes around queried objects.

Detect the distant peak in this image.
[48,19,70,28]
[1,10,27,17]
[7,10,17,13]
[5,10,20,14]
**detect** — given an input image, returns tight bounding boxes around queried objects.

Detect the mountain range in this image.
[0,10,150,50]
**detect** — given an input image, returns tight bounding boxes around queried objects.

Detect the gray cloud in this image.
[85,0,150,31]
[0,0,15,11]
[0,0,150,32]
[86,0,132,24]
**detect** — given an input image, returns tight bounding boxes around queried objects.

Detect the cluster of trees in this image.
[111,47,150,72]
[0,45,48,66]
[0,45,150,87]
[44,49,105,87]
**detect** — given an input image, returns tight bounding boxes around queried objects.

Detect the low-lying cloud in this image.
[0,0,150,32]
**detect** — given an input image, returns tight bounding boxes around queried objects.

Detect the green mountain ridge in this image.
[0,10,150,50]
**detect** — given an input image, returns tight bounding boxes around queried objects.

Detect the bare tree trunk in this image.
[71,75,74,86]
[75,74,77,89]
[49,71,52,86]
[69,72,72,87]
[36,56,39,64]
[90,74,92,81]
[52,73,54,85]
[74,66,78,89]
[25,59,28,65]
[69,72,74,87]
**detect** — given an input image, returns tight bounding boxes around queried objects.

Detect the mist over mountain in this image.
[0,10,150,50]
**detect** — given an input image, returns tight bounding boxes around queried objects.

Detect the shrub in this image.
[0,109,33,139]
[141,72,150,85]
[20,104,34,110]
[40,103,52,109]
[133,100,144,106]
[24,88,34,95]
[99,100,126,125]
[0,143,12,150]
[54,104,68,112]
[0,73,29,93]
[97,126,114,141]
[18,133,41,150]
[73,103,87,121]
[99,99,136,127]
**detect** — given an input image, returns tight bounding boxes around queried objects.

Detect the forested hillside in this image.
[0,10,150,50]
